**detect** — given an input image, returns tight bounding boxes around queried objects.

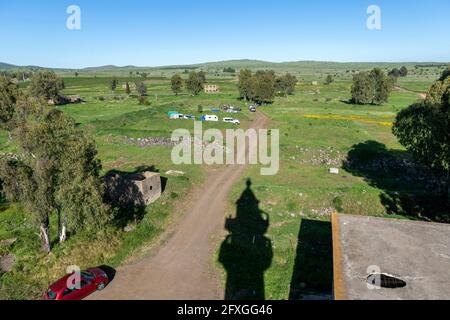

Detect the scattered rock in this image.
[296,147,345,167]
[329,168,340,174]
[124,225,137,233]
[165,170,185,176]
[0,238,17,247]
[0,152,20,161]
[310,207,335,217]
[0,254,16,272]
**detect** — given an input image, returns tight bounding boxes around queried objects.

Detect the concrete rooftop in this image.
[332,213,450,300]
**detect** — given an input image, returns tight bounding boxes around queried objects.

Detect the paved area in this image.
[333,214,450,300]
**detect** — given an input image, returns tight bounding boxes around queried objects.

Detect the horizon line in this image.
[1,59,449,71]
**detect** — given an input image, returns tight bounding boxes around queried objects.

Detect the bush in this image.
[333,196,344,213]
[138,96,151,105]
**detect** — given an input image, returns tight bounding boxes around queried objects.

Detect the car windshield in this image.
[47,289,57,300]
[81,271,95,280]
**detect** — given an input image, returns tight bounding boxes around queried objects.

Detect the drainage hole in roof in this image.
[367,273,407,289]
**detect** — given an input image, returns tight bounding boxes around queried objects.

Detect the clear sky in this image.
[0,0,449,68]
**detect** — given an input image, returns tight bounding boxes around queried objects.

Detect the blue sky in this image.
[0,0,449,68]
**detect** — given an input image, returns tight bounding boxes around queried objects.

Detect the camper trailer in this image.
[201,115,219,122]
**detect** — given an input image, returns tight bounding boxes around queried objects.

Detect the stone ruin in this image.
[105,171,162,208]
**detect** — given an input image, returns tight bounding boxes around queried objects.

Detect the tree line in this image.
[238,69,298,104]
[170,71,206,96]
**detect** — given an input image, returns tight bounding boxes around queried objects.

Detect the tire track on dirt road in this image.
[89,111,269,300]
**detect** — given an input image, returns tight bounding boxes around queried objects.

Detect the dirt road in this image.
[394,85,427,99]
[89,111,268,300]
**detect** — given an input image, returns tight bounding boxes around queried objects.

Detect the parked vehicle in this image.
[183,115,196,120]
[169,112,182,119]
[223,105,242,113]
[44,268,110,300]
[249,105,257,112]
[201,115,219,122]
[223,118,240,125]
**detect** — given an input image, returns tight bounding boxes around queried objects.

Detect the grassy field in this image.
[216,78,439,300]
[0,64,441,300]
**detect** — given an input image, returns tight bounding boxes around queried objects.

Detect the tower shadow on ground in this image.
[289,219,333,300]
[218,179,273,300]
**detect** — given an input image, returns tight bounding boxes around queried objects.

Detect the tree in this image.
[351,72,374,104]
[275,73,298,96]
[238,69,255,101]
[125,82,131,95]
[351,69,393,105]
[253,70,276,104]
[399,66,408,77]
[75,72,79,77]
[171,74,183,95]
[370,68,394,105]
[223,67,236,73]
[185,71,205,96]
[0,76,19,132]
[140,72,148,79]
[136,81,147,96]
[393,69,450,202]
[325,75,334,85]
[0,97,111,252]
[110,77,118,92]
[389,68,401,78]
[29,71,64,101]
[198,71,206,83]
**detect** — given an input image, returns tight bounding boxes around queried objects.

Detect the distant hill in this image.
[0,62,18,70]
[1,59,448,75]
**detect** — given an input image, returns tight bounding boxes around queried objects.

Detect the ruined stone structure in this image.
[105,171,162,207]
[204,84,219,93]
[122,83,137,90]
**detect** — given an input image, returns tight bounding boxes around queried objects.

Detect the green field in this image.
[0,62,442,300]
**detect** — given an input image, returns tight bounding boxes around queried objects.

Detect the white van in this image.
[204,115,219,122]
[223,118,240,125]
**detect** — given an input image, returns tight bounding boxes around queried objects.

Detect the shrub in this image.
[138,96,149,105]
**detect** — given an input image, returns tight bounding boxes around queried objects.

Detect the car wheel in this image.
[97,282,106,291]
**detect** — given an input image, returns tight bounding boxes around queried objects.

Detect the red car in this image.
[44,268,109,300]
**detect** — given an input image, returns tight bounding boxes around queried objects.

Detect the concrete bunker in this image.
[105,171,162,208]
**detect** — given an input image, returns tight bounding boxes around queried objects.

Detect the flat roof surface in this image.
[333,214,450,300]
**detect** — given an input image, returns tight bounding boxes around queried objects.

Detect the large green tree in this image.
[393,69,450,202]
[0,76,19,132]
[238,69,255,101]
[185,71,205,96]
[171,74,183,95]
[253,71,276,104]
[275,73,298,96]
[351,68,393,105]
[28,71,64,101]
[370,68,394,105]
[351,71,374,104]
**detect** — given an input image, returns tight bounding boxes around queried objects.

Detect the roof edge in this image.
[332,212,348,300]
